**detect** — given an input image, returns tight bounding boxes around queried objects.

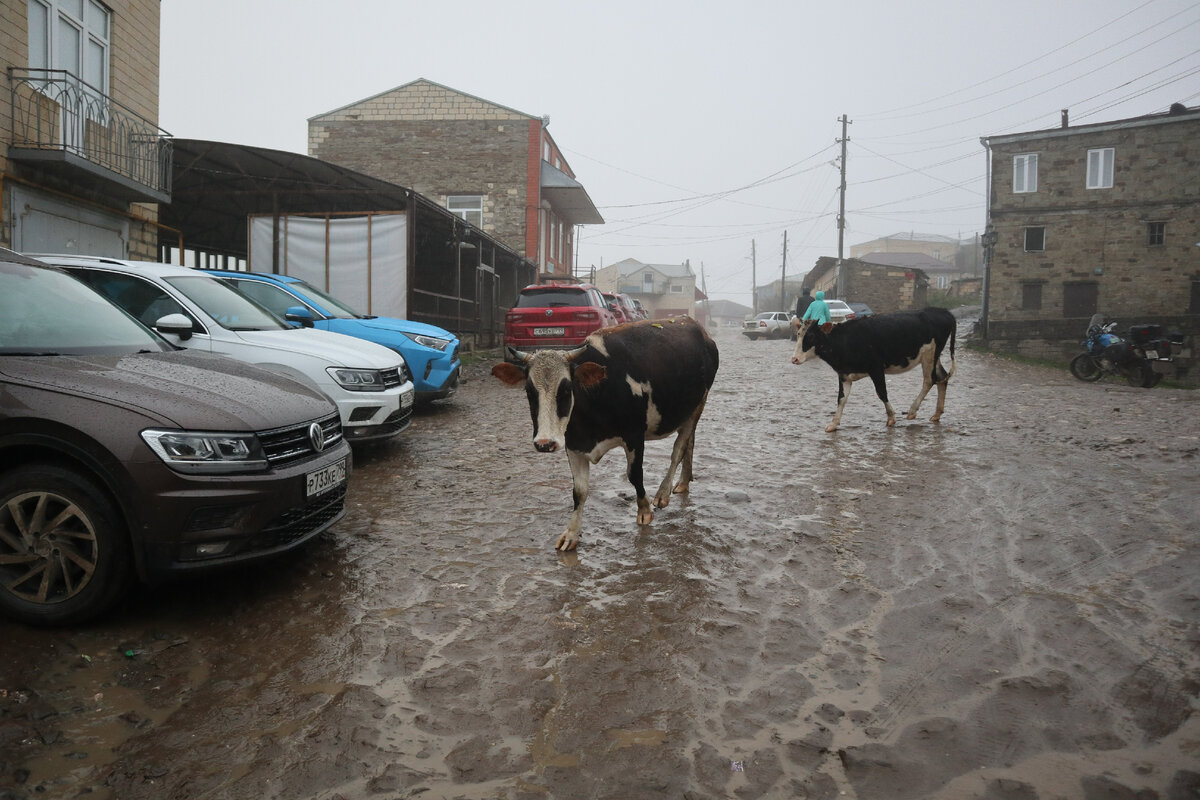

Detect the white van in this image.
[34,255,415,443]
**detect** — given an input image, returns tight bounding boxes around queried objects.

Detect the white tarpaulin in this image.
[248,213,407,318]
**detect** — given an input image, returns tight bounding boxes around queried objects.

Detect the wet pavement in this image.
[2,317,1198,800]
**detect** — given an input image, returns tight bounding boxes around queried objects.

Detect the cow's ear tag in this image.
[820,322,834,334]
[573,361,607,388]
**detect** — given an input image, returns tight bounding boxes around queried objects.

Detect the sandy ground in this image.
[1,318,1197,800]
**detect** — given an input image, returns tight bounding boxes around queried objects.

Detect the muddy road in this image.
[2,319,1198,800]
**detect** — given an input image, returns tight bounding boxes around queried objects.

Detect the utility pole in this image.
[780,230,788,311]
[751,239,758,315]
[700,262,712,326]
[836,114,851,299]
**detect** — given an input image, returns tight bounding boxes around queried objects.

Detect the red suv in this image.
[503,283,619,354]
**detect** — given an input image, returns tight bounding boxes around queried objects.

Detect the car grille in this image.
[247,484,347,551]
[382,365,407,387]
[344,405,412,440]
[258,412,344,468]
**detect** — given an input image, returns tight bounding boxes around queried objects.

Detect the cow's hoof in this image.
[930,413,943,422]
[671,481,689,495]
[905,412,917,420]
[556,533,579,551]
[825,423,839,433]
[639,507,656,524]
[886,418,897,427]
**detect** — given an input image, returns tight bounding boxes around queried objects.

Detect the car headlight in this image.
[140,429,267,474]
[401,332,450,351]
[327,367,387,391]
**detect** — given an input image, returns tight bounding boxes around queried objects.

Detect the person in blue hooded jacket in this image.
[801,290,831,326]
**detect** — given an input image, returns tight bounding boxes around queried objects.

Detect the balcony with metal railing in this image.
[6,67,172,203]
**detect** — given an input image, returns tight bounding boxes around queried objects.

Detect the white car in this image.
[32,255,415,443]
[743,311,793,340]
[827,299,856,324]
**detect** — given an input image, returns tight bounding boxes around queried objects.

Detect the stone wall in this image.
[309,83,533,256]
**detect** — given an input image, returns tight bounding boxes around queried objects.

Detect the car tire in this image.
[0,464,132,626]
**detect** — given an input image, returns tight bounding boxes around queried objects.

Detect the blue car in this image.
[201,270,460,404]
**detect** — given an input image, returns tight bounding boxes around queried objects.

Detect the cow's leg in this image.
[867,371,898,427]
[557,450,591,551]
[654,416,699,511]
[669,391,708,496]
[827,375,856,432]
[905,350,937,420]
[930,375,949,422]
[624,442,655,525]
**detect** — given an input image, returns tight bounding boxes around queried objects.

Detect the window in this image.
[1024,226,1046,252]
[643,272,654,290]
[1147,221,1166,246]
[447,195,483,228]
[1086,148,1114,189]
[28,0,110,91]
[1063,282,1098,318]
[1013,153,1038,193]
[670,284,683,294]
[1021,283,1043,311]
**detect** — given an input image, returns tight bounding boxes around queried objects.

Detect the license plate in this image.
[1144,350,1158,360]
[402,388,414,408]
[306,458,346,497]
[533,327,565,336]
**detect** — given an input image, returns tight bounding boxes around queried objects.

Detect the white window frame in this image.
[1086,147,1114,190]
[670,283,684,294]
[447,195,483,228]
[28,0,111,150]
[1013,153,1037,193]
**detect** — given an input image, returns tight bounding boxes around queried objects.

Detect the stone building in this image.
[801,256,929,314]
[981,104,1199,376]
[307,78,603,281]
[850,232,961,264]
[591,258,697,319]
[1,0,170,258]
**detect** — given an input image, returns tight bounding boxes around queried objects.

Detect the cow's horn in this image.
[507,346,531,363]
[564,345,588,362]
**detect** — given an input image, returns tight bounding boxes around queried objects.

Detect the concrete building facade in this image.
[1,0,169,258]
[981,104,1199,376]
[307,79,602,282]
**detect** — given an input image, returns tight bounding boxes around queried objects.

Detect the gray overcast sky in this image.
[159,0,1200,305]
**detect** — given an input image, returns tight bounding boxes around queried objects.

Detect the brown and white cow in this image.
[492,317,719,551]
[791,307,956,432]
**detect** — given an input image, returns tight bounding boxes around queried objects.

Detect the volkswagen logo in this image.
[308,422,325,452]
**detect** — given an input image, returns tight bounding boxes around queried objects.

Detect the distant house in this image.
[801,256,928,314]
[707,298,754,328]
[858,251,963,291]
[981,103,1199,375]
[592,258,697,319]
[308,78,603,281]
[850,232,961,264]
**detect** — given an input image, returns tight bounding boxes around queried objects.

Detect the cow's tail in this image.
[940,320,957,383]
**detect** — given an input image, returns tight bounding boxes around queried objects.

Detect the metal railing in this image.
[7,67,171,196]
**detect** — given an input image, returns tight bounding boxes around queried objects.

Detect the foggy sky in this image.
[159,0,1200,304]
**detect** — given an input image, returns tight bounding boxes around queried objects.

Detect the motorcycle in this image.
[1069,314,1183,388]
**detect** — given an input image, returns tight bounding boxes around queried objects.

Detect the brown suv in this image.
[0,250,352,626]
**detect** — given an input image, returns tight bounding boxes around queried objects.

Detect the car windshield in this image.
[287,279,362,319]
[164,276,289,331]
[516,289,589,308]
[0,261,170,355]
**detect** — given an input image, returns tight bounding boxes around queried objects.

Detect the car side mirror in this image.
[284,306,315,328]
[155,313,194,341]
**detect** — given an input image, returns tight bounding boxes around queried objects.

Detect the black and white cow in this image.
[492,317,719,551]
[791,307,956,432]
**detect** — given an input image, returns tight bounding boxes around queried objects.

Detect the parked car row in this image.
[742,299,871,341]
[0,249,461,626]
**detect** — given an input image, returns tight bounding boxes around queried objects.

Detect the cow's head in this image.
[492,347,607,453]
[790,318,833,365]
